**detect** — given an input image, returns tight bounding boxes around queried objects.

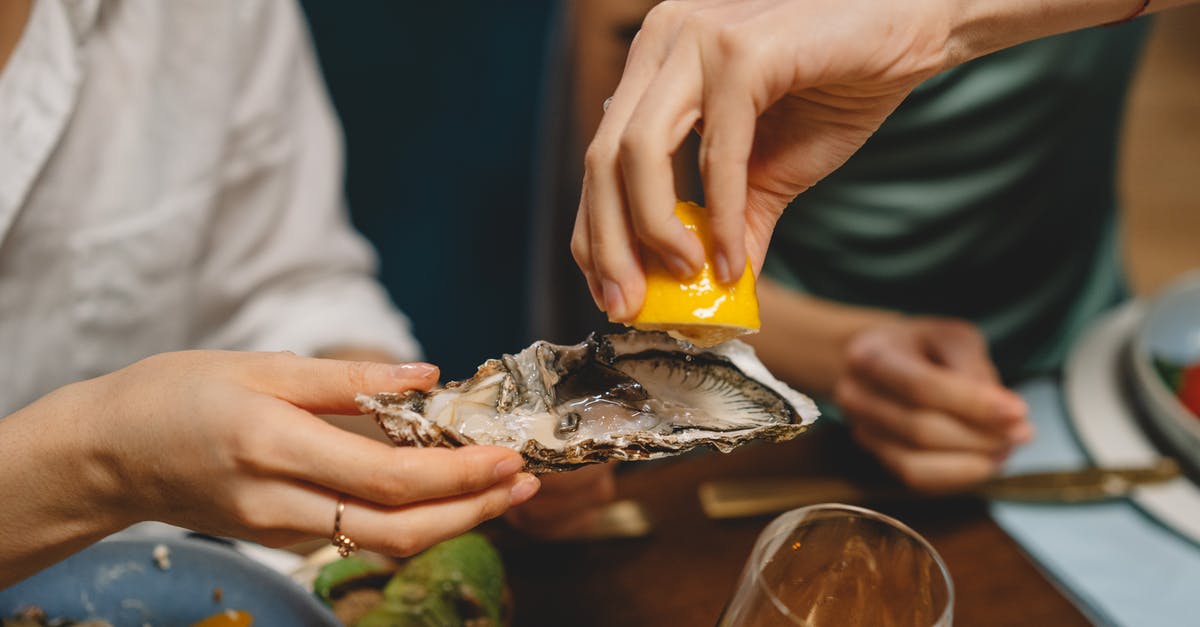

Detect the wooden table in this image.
[494,423,1091,626]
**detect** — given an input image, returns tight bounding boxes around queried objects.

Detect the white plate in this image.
[1064,300,1200,545]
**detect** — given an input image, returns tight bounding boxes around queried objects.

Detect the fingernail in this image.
[713,252,733,284]
[493,456,524,480]
[602,280,626,319]
[394,363,438,379]
[509,475,541,505]
[664,254,698,281]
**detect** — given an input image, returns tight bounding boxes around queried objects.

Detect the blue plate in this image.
[0,538,339,626]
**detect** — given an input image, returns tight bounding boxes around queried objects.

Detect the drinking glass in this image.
[719,503,953,626]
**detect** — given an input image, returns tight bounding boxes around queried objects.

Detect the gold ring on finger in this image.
[331,496,358,558]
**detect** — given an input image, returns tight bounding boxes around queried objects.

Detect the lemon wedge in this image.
[622,200,760,347]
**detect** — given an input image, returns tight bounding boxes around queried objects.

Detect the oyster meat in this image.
[358,331,819,472]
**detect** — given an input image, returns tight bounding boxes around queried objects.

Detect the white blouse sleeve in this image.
[191,0,421,361]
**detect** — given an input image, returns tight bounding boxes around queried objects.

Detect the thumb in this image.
[244,352,440,415]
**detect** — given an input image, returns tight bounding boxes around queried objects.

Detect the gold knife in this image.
[698,458,1182,519]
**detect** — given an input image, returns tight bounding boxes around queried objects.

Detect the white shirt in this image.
[0,0,421,415]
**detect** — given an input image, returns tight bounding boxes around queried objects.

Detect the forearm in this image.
[947,0,1194,66]
[746,279,900,396]
[0,383,131,587]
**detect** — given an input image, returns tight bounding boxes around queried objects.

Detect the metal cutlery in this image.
[698,458,1182,519]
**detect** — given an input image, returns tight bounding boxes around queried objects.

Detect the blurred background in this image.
[1120,5,1200,293]
[297,0,1200,377]
[298,1,557,379]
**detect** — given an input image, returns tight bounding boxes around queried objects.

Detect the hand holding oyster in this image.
[358,331,818,473]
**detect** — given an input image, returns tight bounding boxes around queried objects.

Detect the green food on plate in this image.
[316,533,508,627]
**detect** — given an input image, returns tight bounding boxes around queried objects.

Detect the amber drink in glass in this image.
[719,504,953,626]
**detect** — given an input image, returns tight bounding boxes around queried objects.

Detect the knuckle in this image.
[225,426,271,474]
[642,1,686,33]
[476,491,511,523]
[343,361,373,395]
[590,241,633,280]
[452,462,485,496]
[627,28,644,54]
[229,492,275,532]
[134,351,177,373]
[700,141,746,173]
[845,336,883,373]
[619,127,672,176]
[233,351,290,387]
[628,28,648,60]
[370,473,412,506]
[591,249,621,279]
[680,9,719,38]
[380,533,420,558]
[570,234,591,267]
[376,451,427,503]
[628,212,674,247]
[708,207,746,237]
[583,142,613,173]
[713,22,750,58]
[259,349,297,370]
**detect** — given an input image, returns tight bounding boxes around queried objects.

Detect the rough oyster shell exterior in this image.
[358,332,818,472]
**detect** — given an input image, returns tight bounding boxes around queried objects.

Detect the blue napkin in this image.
[991,379,1200,627]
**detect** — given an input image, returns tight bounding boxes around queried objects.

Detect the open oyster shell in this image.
[357,331,819,472]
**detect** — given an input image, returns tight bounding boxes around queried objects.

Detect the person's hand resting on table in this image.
[0,351,540,587]
[746,282,1032,493]
[834,318,1032,493]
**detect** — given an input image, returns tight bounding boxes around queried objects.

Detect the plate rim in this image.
[0,536,339,625]
[1063,300,1200,547]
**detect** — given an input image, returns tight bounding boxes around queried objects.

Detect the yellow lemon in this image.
[624,200,759,347]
